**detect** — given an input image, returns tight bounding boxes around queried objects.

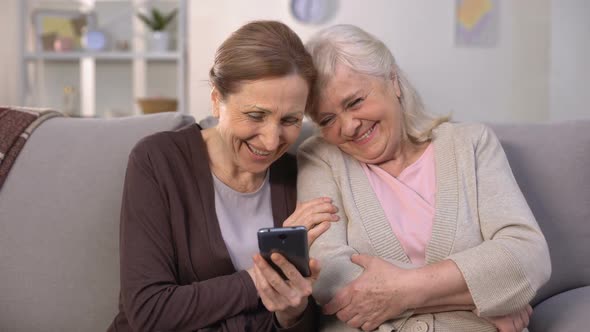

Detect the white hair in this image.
[305,24,448,143]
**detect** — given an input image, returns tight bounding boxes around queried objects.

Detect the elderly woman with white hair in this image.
[297,24,551,332]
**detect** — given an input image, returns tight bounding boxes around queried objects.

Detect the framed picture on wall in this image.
[32,9,96,52]
[455,0,499,47]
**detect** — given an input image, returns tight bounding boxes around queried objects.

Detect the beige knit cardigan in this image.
[297,122,551,332]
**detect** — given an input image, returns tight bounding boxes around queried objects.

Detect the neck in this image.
[202,127,267,193]
[212,165,267,193]
[376,139,428,177]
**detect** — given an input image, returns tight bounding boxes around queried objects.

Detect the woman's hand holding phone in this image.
[247,196,338,327]
[250,252,321,327]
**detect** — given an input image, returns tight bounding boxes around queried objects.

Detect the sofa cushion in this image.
[0,113,194,332]
[529,286,590,332]
[490,121,590,304]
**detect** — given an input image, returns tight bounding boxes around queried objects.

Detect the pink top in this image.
[361,144,436,266]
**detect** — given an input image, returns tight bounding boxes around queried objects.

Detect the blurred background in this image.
[0,0,588,123]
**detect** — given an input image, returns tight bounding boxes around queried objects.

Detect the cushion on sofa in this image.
[529,286,590,332]
[0,113,194,332]
[490,121,590,305]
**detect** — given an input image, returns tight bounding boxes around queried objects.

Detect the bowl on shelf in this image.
[137,97,178,114]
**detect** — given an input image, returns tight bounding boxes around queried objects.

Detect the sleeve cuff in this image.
[448,242,535,316]
[274,297,319,331]
[237,270,260,312]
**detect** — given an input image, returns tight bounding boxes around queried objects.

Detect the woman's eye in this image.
[318,116,335,127]
[246,112,265,121]
[348,98,364,108]
[281,117,301,126]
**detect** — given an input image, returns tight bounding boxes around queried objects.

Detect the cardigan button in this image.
[412,320,429,332]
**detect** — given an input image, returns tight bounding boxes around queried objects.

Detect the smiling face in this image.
[213,74,308,175]
[314,64,403,165]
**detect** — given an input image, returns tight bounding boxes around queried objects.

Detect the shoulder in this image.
[130,124,202,162]
[433,122,487,140]
[433,122,498,149]
[432,122,507,171]
[297,135,343,161]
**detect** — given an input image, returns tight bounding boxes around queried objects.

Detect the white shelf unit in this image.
[19,0,188,117]
[24,52,181,61]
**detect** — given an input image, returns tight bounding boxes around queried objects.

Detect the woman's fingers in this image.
[361,320,378,332]
[336,305,356,324]
[256,253,317,313]
[512,310,524,331]
[307,221,331,245]
[254,254,293,296]
[323,287,352,315]
[253,262,283,311]
[345,313,364,329]
[308,257,321,281]
[271,254,312,301]
[520,305,531,328]
[293,197,333,216]
[284,197,338,230]
[306,201,338,214]
[297,205,339,232]
[302,212,339,236]
[484,315,511,332]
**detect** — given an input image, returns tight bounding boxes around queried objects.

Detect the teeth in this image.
[355,125,375,142]
[248,144,271,156]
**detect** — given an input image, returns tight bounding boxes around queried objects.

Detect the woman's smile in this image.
[352,122,378,145]
[245,141,274,160]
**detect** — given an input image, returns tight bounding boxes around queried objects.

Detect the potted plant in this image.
[137,8,177,52]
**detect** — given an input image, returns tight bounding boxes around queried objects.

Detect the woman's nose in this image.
[340,114,361,139]
[260,124,280,151]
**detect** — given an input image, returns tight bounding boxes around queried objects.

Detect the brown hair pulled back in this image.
[209,21,316,106]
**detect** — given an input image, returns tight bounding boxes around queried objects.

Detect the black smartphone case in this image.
[257,226,311,279]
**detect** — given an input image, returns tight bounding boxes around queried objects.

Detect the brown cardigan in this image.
[108,124,317,332]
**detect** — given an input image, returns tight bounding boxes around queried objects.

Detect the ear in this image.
[391,71,402,99]
[210,87,222,118]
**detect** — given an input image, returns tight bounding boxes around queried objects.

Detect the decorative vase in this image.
[148,31,170,52]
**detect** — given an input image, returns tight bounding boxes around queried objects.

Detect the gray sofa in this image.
[0,113,588,331]
[491,122,590,332]
[0,113,194,331]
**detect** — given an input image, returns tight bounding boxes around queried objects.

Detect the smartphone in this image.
[257,226,311,279]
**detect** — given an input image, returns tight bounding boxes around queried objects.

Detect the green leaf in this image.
[137,7,177,31]
[137,12,156,30]
[162,9,178,28]
[152,8,165,30]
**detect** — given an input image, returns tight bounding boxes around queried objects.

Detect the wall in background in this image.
[3,1,588,123]
[550,0,590,120]
[0,0,20,106]
[189,0,552,123]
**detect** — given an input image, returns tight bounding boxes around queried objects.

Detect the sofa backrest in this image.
[0,113,194,332]
[490,121,590,304]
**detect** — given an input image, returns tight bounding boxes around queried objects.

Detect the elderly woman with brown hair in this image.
[108,21,339,332]
[297,24,551,332]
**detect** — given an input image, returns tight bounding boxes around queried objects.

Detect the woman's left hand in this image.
[484,305,533,332]
[283,197,339,246]
[323,254,413,331]
[251,253,320,328]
